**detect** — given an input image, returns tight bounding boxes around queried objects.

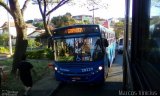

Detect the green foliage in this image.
[0,46,9,53]
[2,74,24,91]
[0,59,23,90]
[28,39,42,48]
[0,33,9,46]
[51,13,91,28]
[26,48,54,60]
[26,50,45,59]
[0,59,52,91]
[113,21,124,39]
[58,56,74,61]
[65,12,72,17]
[83,20,90,24]
[29,60,52,82]
[0,58,13,67]
[33,22,44,29]
[150,16,160,25]
[45,48,54,60]
[51,15,76,28]
[59,48,65,56]
[26,20,34,23]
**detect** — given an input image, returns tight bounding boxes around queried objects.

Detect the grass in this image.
[0,58,53,92]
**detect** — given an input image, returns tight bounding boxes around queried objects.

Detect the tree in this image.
[33,22,44,29]
[51,12,91,28]
[0,33,9,46]
[65,12,72,17]
[75,0,108,9]
[51,14,76,28]
[113,21,124,39]
[32,0,71,37]
[0,0,30,74]
[75,0,108,24]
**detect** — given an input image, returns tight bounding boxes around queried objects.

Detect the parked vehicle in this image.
[117,38,124,54]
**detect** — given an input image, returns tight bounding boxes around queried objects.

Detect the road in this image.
[51,54,123,96]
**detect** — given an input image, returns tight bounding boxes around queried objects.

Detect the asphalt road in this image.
[51,54,123,96]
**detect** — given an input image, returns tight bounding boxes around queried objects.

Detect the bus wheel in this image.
[108,60,111,68]
[97,79,105,87]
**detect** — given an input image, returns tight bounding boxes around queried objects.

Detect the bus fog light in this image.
[55,67,58,71]
[98,66,103,71]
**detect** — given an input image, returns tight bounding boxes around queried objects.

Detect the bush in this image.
[28,39,42,48]
[45,49,54,60]
[26,48,54,60]
[0,47,9,54]
[26,50,45,59]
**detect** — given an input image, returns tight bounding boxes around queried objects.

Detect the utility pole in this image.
[89,6,99,24]
[7,0,12,55]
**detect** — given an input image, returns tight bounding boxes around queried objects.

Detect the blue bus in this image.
[49,24,116,84]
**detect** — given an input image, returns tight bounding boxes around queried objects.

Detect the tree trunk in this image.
[43,16,52,36]
[11,22,28,74]
[11,34,28,74]
[9,0,28,74]
[0,0,30,75]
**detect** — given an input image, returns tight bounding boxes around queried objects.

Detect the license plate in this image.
[72,77,81,80]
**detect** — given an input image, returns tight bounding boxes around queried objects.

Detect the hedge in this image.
[26,48,54,60]
[0,47,9,54]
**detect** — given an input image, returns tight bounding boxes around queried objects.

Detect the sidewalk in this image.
[0,53,11,60]
[28,73,60,96]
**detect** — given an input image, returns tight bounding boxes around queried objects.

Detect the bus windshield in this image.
[54,36,103,62]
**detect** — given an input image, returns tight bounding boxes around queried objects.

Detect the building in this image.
[102,20,109,28]
[0,22,36,45]
[0,28,2,34]
[108,18,120,27]
[27,29,45,39]
[72,15,93,23]
[0,22,36,37]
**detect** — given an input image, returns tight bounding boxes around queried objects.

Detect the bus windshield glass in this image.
[54,36,103,62]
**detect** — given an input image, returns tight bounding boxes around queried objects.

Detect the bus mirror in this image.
[103,39,109,47]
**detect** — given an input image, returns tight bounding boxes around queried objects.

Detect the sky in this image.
[23,0,125,20]
[0,0,125,25]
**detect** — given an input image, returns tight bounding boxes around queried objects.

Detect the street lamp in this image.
[7,0,12,55]
[89,6,99,24]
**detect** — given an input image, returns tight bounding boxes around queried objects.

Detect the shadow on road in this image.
[52,81,123,96]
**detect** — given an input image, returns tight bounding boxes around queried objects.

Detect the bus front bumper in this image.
[54,70,104,83]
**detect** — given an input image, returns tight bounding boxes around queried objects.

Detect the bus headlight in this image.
[55,67,58,71]
[98,66,103,71]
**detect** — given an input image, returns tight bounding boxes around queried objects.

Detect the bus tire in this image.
[97,79,105,87]
[108,60,111,68]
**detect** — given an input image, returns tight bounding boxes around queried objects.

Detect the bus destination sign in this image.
[67,28,83,34]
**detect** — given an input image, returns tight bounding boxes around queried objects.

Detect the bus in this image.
[49,24,116,84]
